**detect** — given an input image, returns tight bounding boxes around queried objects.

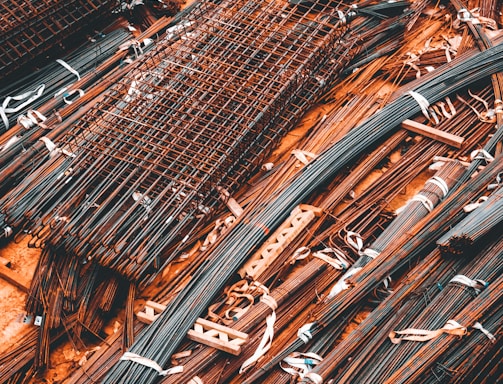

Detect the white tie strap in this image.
[120,352,183,376]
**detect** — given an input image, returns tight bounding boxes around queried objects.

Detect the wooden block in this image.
[239,205,317,278]
[136,300,167,324]
[402,119,464,148]
[0,263,30,293]
[187,317,248,356]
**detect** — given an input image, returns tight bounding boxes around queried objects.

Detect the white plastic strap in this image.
[120,352,183,376]
[410,194,434,212]
[472,322,496,343]
[470,149,494,163]
[281,352,323,379]
[239,294,278,373]
[346,231,363,252]
[450,275,488,293]
[63,88,85,105]
[361,248,380,259]
[305,372,324,384]
[4,226,13,237]
[1,84,46,129]
[463,196,488,213]
[18,109,47,129]
[426,176,449,197]
[56,59,81,81]
[408,90,430,119]
[312,248,349,270]
[298,322,315,344]
[327,267,362,299]
[389,320,467,344]
[291,246,311,263]
[188,377,204,384]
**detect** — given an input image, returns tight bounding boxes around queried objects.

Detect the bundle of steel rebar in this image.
[331,236,503,383]
[0,0,119,83]
[0,15,178,198]
[0,26,133,133]
[437,185,503,256]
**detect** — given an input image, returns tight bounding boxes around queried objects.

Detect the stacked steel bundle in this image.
[0,0,119,83]
[437,185,503,256]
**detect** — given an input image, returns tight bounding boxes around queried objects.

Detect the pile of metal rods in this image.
[0,0,364,283]
[285,152,503,384]
[326,160,466,301]
[0,0,119,82]
[101,30,503,384]
[332,236,503,383]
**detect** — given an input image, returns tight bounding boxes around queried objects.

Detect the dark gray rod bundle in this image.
[437,185,503,256]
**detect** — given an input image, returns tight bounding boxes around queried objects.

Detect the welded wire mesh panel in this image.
[0,0,118,81]
[1,0,354,282]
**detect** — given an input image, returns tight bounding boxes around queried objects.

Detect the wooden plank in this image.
[194,317,248,340]
[401,119,464,148]
[187,317,249,356]
[0,263,30,292]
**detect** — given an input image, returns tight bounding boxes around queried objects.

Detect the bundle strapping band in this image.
[410,194,434,212]
[305,371,324,384]
[327,267,362,299]
[470,149,494,163]
[298,322,315,344]
[56,59,81,81]
[361,248,380,259]
[473,322,496,343]
[408,90,430,119]
[426,175,449,197]
[239,290,278,373]
[312,248,349,270]
[280,352,323,379]
[120,352,183,376]
[450,274,488,294]
[389,319,467,344]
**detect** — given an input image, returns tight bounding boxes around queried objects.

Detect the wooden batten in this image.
[401,119,465,148]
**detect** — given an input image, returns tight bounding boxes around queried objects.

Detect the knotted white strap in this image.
[312,248,349,270]
[389,320,467,344]
[450,275,487,294]
[473,322,496,343]
[327,267,362,299]
[1,84,46,129]
[188,377,203,384]
[239,292,278,373]
[463,196,488,212]
[426,175,449,197]
[280,352,323,379]
[470,149,494,163]
[298,322,315,344]
[346,231,363,252]
[120,352,183,376]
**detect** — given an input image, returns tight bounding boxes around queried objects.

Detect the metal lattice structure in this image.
[0,0,360,284]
